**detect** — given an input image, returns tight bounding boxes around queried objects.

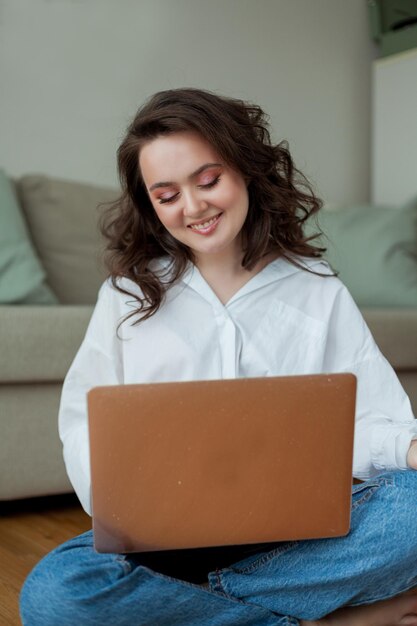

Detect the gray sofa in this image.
[1,174,416,501]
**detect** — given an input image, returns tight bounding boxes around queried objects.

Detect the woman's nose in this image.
[182,190,208,217]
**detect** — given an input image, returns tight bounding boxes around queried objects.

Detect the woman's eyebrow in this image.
[148,162,223,191]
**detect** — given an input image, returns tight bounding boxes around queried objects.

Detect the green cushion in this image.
[306,200,417,308]
[0,171,58,304]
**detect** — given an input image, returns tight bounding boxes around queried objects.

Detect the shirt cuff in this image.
[371,422,417,471]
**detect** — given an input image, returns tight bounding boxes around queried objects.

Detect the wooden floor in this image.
[0,493,91,626]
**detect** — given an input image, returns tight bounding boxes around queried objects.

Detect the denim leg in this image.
[19,530,290,626]
[210,470,417,621]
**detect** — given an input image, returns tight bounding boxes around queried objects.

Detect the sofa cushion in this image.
[0,171,58,304]
[0,305,94,382]
[0,384,74,499]
[361,309,417,370]
[306,199,417,308]
[17,175,118,304]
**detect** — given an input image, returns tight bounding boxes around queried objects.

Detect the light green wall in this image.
[0,0,374,205]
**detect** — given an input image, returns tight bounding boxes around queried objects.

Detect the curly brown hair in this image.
[100,87,327,324]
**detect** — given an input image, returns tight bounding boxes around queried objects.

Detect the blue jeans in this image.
[20,470,417,626]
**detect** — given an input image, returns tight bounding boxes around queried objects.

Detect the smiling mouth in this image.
[188,213,222,231]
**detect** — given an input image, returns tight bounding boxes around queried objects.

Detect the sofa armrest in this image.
[0,305,93,383]
[362,308,417,370]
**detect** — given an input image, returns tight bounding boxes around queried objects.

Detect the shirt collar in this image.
[179,256,328,308]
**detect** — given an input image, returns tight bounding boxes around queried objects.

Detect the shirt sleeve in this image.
[58,281,124,515]
[323,282,417,479]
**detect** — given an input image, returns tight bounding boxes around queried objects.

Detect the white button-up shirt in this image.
[58,256,417,515]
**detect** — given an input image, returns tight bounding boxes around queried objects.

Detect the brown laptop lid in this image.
[88,373,356,553]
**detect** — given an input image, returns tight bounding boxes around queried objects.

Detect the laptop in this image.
[87,373,356,554]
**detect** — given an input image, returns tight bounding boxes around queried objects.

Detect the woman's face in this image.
[139,131,249,266]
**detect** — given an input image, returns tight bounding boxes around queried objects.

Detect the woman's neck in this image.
[194,249,278,305]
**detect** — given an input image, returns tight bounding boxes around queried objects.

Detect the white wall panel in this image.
[372,48,417,205]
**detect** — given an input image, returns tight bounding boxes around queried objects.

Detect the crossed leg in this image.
[303,588,417,626]
[209,471,417,624]
[20,471,417,625]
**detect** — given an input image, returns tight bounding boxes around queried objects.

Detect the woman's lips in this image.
[188,213,222,235]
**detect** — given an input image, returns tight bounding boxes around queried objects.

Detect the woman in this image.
[20,88,417,626]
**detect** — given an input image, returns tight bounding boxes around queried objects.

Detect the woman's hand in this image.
[407,439,417,470]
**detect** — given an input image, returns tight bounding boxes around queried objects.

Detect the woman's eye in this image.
[158,193,179,205]
[157,176,220,205]
[199,176,221,189]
